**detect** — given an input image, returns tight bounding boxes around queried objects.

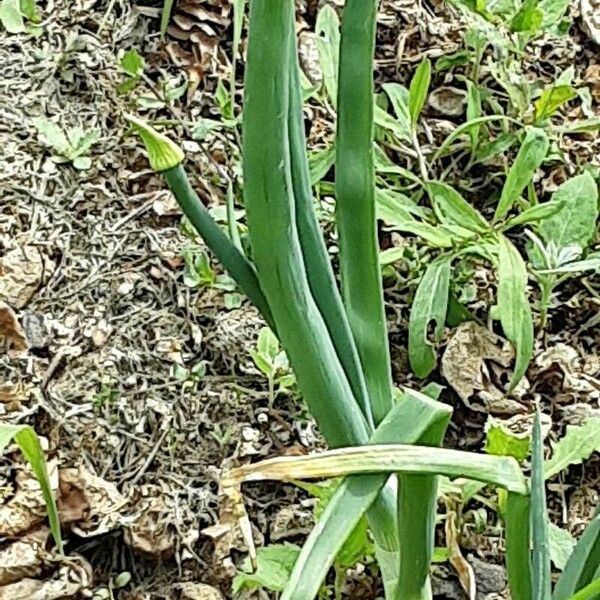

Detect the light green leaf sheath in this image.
[531,410,552,600]
[497,235,534,390]
[281,390,452,600]
[495,128,549,221]
[336,0,393,425]
[287,30,373,428]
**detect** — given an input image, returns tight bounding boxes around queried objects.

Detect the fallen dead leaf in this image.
[202,461,260,581]
[441,322,526,414]
[581,0,600,45]
[0,528,49,586]
[0,302,28,356]
[123,491,195,559]
[59,467,127,537]
[0,556,92,600]
[177,582,224,600]
[428,86,467,117]
[446,510,476,600]
[532,343,600,404]
[584,65,600,104]
[0,383,30,414]
[0,246,44,309]
[0,460,59,538]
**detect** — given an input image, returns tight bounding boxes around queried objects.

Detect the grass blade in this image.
[336,0,393,425]
[505,491,533,600]
[164,165,276,332]
[494,128,549,221]
[554,508,600,600]
[531,408,552,600]
[282,390,452,600]
[160,0,174,38]
[0,424,63,554]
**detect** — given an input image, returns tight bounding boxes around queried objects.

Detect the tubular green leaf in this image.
[243,0,369,447]
[396,407,449,600]
[336,0,393,425]
[287,32,373,428]
[506,492,533,600]
[531,409,552,600]
[280,389,452,600]
[164,165,276,332]
[554,508,600,600]
[126,114,184,172]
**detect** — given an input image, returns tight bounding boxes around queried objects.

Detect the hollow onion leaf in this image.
[163,165,276,331]
[531,409,552,600]
[506,492,533,600]
[244,6,404,586]
[396,399,450,600]
[281,389,452,600]
[243,0,370,448]
[497,235,534,391]
[287,30,373,427]
[0,424,63,553]
[336,0,393,425]
[229,444,529,496]
[554,508,600,600]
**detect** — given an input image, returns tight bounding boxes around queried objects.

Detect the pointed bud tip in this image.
[125,113,184,172]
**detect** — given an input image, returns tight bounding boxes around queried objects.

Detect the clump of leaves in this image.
[33,117,99,170]
[117,48,187,109]
[250,327,296,406]
[0,0,40,34]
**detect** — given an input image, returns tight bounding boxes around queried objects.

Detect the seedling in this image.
[33,117,99,170]
[250,327,296,406]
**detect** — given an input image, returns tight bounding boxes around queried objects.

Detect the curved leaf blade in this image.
[409,257,452,378]
[497,235,534,391]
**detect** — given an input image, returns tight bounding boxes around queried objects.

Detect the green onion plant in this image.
[128,0,600,598]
